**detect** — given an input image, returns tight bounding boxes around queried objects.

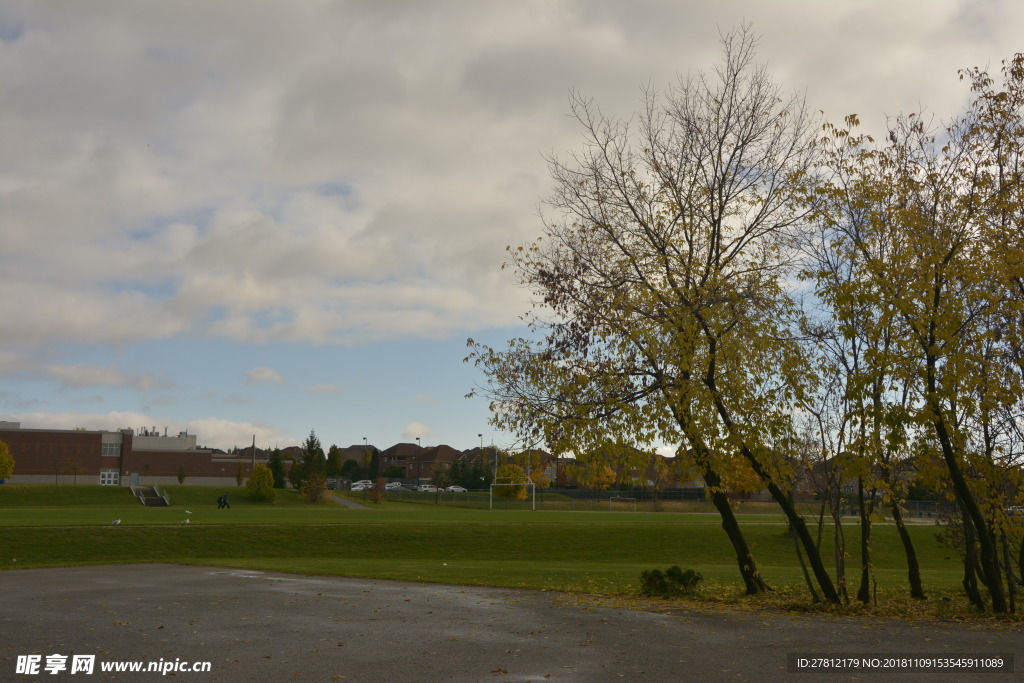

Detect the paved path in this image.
[1,565,1021,682]
[331,493,370,509]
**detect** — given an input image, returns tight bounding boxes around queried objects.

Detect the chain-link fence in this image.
[379,487,950,517]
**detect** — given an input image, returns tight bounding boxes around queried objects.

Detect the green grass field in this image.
[0,484,1016,621]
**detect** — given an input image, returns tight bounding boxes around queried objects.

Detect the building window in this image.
[99,469,120,486]
[101,443,119,456]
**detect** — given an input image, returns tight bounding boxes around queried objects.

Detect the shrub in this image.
[639,565,703,597]
[300,471,329,503]
[246,464,276,502]
[370,478,384,504]
[0,440,14,481]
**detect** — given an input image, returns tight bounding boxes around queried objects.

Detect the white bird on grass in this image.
[110,520,121,525]
[180,519,189,525]
[184,510,192,515]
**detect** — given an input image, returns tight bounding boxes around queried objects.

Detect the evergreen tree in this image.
[267,449,287,489]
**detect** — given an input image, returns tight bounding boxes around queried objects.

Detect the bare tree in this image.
[470,25,839,601]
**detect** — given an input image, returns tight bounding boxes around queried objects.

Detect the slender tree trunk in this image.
[710,393,841,604]
[708,481,770,595]
[927,368,1007,612]
[674,400,770,595]
[961,511,986,611]
[856,478,872,604]
[791,520,820,603]
[816,488,828,549]
[890,503,925,599]
[1002,535,1016,615]
[1018,536,1024,592]
[828,488,848,604]
[761,473,841,603]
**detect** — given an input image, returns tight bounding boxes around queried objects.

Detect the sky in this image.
[2,0,1023,454]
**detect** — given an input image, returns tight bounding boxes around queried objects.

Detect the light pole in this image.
[362,437,369,480]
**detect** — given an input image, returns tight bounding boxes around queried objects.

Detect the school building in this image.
[0,421,255,488]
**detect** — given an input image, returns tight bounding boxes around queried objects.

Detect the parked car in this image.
[445,485,467,493]
[1006,506,1024,516]
[351,482,373,491]
[384,482,406,491]
[417,484,439,492]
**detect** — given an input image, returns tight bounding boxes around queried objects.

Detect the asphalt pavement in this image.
[1,564,1021,682]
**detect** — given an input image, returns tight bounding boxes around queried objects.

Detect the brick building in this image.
[0,421,256,487]
[380,443,471,480]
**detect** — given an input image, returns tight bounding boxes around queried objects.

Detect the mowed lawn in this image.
[0,485,982,609]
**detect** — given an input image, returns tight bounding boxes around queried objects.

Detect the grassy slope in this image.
[0,487,958,589]
[1,484,1010,622]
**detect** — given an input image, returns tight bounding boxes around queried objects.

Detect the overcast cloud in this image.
[2,1,1022,450]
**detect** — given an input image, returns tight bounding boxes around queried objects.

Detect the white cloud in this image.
[3,1,1024,453]
[186,417,289,451]
[3,1,1019,352]
[401,422,434,440]
[656,446,680,459]
[0,351,27,375]
[245,366,285,385]
[307,383,344,395]
[1,411,290,452]
[43,363,171,391]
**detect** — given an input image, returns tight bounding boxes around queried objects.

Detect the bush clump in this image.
[246,463,276,502]
[639,565,703,597]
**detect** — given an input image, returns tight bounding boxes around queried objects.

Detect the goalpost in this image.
[489,477,536,511]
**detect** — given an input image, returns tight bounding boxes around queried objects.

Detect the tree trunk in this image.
[824,486,848,604]
[709,396,841,603]
[1018,536,1024,593]
[927,365,1007,612]
[790,520,820,603]
[762,477,841,604]
[856,478,872,604]
[961,511,986,611]
[890,502,925,599]
[709,483,770,595]
[1002,535,1016,615]
[674,401,770,595]
[702,378,841,604]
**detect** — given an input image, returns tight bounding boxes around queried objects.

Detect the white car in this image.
[417,484,439,492]
[352,480,373,487]
[445,485,467,493]
[351,482,373,491]
[384,482,406,491]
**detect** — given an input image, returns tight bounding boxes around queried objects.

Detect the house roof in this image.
[382,442,425,458]
[417,444,463,464]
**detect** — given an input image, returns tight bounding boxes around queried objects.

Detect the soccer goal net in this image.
[489,477,536,511]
